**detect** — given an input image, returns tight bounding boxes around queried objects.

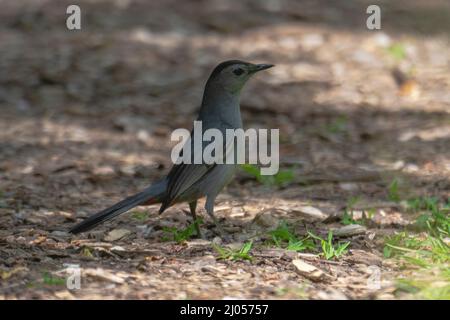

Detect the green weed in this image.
[213,241,253,261]
[269,221,315,252]
[42,272,66,286]
[383,196,450,300]
[131,210,149,221]
[241,164,295,187]
[388,178,401,202]
[308,231,350,260]
[386,43,407,61]
[162,219,202,243]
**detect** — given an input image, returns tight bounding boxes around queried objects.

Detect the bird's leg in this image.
[205,199,226,237]
[189,201,202,238]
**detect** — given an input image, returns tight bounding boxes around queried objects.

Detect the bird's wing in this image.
[159,130,235,212]
[159,162,216,212]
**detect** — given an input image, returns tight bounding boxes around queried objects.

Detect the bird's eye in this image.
[233,68,245,76]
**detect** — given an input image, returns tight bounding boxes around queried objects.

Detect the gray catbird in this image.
[69,60,273,236]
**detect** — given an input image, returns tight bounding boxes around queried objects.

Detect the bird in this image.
[69,60,274,237]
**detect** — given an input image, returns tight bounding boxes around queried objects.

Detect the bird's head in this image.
[205,60,274,94]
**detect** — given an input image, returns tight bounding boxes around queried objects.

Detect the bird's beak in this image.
[251,63,274,73]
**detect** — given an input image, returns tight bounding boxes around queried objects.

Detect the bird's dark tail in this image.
[69,179,167,234]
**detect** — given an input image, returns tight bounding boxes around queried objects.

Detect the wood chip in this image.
[333,224,367,237]
[104,229,131,242]
[292,259,332,282]
[84,268,126,284]
[291,206,328,221]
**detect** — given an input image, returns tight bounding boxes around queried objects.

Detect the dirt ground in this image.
[0,0,449,299]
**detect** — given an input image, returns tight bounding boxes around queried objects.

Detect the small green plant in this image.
[407,197,439,213]
[131,210,149,221]
[275,286,308,299]
[347,196,360,208]
[326,116,348,134]
[385,231,450,300]
[406,198,423,213]
[308,231,350,260]
[404,197,449,237]
[388,178,401,202]
[383,232,418,259]
[386,43,407,61]
[269,221,315,252]
[273,169,295,187]
[366,208,376,219]
[383,232,448,264]
[213,241,253,261]
[342,208,375,226]
[396,278,450,300]
[42,272,66,286]
[162,219,202,243]
[241,164,294,187]
[341,197,373,226]
[342,210,358,225]
[384,195,450,300]
[412,198,449,237]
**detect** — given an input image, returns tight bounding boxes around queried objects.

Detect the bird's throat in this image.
[199,85,242,129]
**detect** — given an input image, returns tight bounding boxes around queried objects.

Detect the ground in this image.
[0,0,449,299]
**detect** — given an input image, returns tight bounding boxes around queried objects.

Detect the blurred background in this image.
[0,0,449,299]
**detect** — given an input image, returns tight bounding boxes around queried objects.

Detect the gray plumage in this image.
[69,60,273,235]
